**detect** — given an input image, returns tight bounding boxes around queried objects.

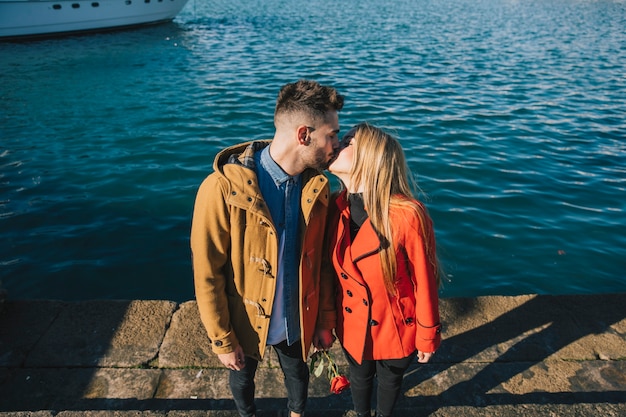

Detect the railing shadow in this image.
[398,293,626,413]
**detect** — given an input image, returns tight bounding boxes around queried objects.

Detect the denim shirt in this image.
[255,146,302,346]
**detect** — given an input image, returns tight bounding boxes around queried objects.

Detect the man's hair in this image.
[274,79,344,124]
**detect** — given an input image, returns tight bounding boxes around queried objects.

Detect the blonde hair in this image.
[349,122,440,295]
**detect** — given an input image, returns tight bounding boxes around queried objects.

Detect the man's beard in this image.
[307,147,333,171]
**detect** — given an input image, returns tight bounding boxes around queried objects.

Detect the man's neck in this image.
[268,140,304,176]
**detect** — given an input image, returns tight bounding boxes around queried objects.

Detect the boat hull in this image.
[0,0,189,39]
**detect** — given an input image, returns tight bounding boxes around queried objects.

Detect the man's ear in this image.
[297,125,310,145]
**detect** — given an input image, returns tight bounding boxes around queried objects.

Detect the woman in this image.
[327,122,442,417]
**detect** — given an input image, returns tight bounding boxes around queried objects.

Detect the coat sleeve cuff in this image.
[416,321,442,352]
[209,332,239,355]
[316,309,337,331]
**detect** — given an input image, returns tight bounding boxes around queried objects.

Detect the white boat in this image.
[0,0,190,39]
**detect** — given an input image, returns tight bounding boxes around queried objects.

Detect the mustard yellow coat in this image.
[191,141,336,361]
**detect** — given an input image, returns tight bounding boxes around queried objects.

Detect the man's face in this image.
[302,111,340,170]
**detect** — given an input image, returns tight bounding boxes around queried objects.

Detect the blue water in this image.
[1,0,625,302]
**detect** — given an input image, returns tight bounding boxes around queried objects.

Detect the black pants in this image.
[229,339,309,417]
[344,349,415,417]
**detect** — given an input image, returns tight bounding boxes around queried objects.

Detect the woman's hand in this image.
[417,350,434,363]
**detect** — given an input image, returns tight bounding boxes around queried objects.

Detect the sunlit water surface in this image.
[1,0,625,301]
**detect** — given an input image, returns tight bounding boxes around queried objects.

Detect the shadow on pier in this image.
[0,294,624,416]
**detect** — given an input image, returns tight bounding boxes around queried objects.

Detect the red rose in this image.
[310,349,350,395]
[330,374,350,394]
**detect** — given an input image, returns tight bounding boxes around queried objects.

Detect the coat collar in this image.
[335,190,382,263]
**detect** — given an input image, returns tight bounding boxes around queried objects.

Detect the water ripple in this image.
[1,0,625,300]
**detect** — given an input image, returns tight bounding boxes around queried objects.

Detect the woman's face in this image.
[328,133,355,176]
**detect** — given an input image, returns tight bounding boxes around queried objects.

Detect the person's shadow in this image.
[397,293,626,414]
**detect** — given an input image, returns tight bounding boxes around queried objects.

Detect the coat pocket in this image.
[396,295,416,327]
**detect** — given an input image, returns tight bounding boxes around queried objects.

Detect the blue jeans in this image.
[229,339,309,417]
[344,349,415,417]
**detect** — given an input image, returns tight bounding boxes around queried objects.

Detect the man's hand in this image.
[218,345,246,371]
[313,328,336,350]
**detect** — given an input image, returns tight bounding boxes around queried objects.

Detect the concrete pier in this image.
[1,294,625,416]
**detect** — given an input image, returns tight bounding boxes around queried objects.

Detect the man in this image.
[191,79,344,417]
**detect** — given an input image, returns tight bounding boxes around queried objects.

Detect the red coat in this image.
[328,191,441,363]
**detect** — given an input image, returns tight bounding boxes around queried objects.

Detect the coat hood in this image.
[212,140,271,176]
